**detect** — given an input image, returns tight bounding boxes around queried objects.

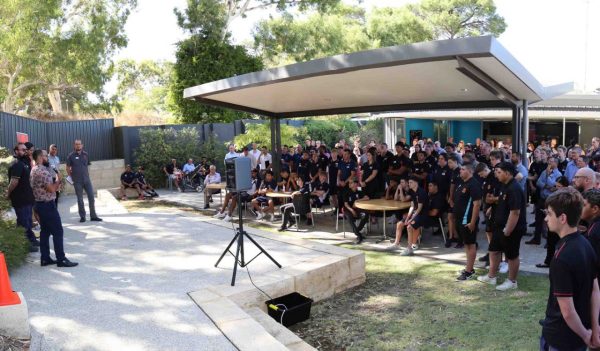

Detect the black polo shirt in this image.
[328,157,339,185]
[476,155,491,167]
[308,160,319,179]
[377,151,394,174]
[312,179,330,193]
[297,158,310,181]
[165,163,177,175]
[453,177,481,224]
[450,167,462,188]
[121,171,136,184]
[388,154,412,179]
[411,161,431,178]
[8,158,34,208]
[344,188,364,208]
[317,154,329,171]
[543,232,597,350]
[408,187,429,214]
[431,165,451,196]
[338,159,356,182]
[429,191,447,213]
[260,179,278,192]
[361,161,379,182]
[425,153,438,169]
[134,172,146,184]
[493,178,526,233]
[585,216,600,277]
[66,150,91,183]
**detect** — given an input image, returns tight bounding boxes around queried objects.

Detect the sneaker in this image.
[214,212,225,218]
[400,249,414,256]
[412,244,419,250]
[444,240,452,248]
[223,214,232,222]
[456,270,475,281]
[478,253,489,262]
[454,242,464,249]
[496,279,518,291]
[387,217,396,225]
[249,208,257,217]
[477,274,497,285]
[386,243,401,251]
[499,261,509,274]
[268,214,275,222]
[256,212,264,220]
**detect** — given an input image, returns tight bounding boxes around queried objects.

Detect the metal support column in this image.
[269,117,281,179]
[511,104,521,155]
[562,117,566,146]
[521,100,529,167]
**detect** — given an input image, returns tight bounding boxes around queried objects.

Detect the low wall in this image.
[61,159,124,195]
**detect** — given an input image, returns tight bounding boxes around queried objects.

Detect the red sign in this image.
[16,132,28,143]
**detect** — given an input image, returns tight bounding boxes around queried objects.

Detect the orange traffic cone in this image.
[0,252,21,306]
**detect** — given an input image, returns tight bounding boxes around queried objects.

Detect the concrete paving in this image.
[155,189,551,275]
[11,195,324,351]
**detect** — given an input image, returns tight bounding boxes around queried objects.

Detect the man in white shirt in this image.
[203,165,221,209]
[250,143,261,169]
[224,144,239,161]
[48,144,61,204]
[258,146,272,170]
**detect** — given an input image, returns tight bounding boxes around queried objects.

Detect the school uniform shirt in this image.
[121,171,136,184]
[408,187,429,214]
[338,159,357,182]
[453,177,482,225]
[543,232,597,350]
[376,151,394,174]
[493,178,527,233]
[312,180,330,202]
[431,165,451,197]
[428,191,447,213]
[291,153,302,172]
[328,156,340,187]
[476,155,491,167]
[361,161,380,196]
[317,154,330,171]
[297,158,310,181]
[425,153,438,169]
[260,179,278,192]
[411,161,431,181]
[308,160,319,179]
[344,189,363,208]
[134,172,147,185]
[8,157,35,208]
[450,167,462,190]
[585,216,600,277]
[388,154,412,179]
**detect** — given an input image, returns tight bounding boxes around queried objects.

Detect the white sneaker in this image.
[386,243,401,251]
[214,212,226,219]
[496,279,518,291]
[387,217,396,225]
[477,275,497,285]
[400,249,414,256]
[412,244,419,250]
[256,212,264,220]
[499,262,509,274]
[223,214,232,222]
[268,214,274,222]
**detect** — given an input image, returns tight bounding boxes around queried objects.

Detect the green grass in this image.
[0,219,30,272]
[290,248,549,351]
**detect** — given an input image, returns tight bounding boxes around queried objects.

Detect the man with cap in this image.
[66,139,102,223]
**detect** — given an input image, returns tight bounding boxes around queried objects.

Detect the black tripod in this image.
[215,192,281,286]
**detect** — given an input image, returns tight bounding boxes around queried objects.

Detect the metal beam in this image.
[511,104,521,154]
[521,100,529,167]
[456,56,520,106]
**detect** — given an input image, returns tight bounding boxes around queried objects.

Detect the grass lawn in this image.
[290,248,549,351]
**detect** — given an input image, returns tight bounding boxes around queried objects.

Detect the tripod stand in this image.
[215,192,281,286]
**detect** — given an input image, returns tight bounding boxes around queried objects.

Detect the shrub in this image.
[304,117,359,147]
[134,127,227,186]
[232,122,305,149]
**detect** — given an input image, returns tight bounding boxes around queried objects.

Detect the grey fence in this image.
[0,112,115,161]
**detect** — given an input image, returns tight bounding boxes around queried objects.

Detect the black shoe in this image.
[306,218,313,226]
[28,245,38,253]
[203,204,209,209]
[90,217,102,222]
[524,232,533,236]
[481,219,487,225]
[79,218,86,223]
[432,230,441,236]
[478,253,489,262]
[31,239,40,247]
[455,243,464,249]
[278,226,287,232]
[354,236,364,245]
[457,269,475,281]
[528,223,536,227]
[535,263,550,268]
[41,258,57,266]
[444,240,452,248]
[57,258,78,267]
[525,239,541,245]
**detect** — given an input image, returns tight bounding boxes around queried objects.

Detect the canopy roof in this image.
[184,36,572,118]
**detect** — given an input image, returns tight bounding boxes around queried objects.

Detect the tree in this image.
[233,122,304,149]
[253,0,506,67]
[0,0,136,115]
[304,117,359,147]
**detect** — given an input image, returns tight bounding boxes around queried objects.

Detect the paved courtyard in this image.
[11,195,323,351]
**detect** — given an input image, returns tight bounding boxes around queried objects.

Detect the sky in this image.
[115,0,600,92]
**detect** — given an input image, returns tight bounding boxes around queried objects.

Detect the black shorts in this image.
[408,214,426,230]
[447,206,454,214]
[311,196,329,208]
[489,229,524,260]
[456,221,478,245]
[485,217,495,233]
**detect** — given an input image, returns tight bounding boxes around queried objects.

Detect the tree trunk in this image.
[47,89,63,114]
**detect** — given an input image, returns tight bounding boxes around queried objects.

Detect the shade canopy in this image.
[184,36,572,118]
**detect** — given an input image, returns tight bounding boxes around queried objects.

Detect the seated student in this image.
[119,164,144,200]
[387,178,411,248]
[215,169,260,222]
[134,166,158,197]
[385,178,399,200]
[297,151,311,182]
[279,177,313,231]
[287,172,299,192]
[388,177,428,256]
[344,177,369,244]
[251,170,278,221]
[202,165,221,209]
[309,152,321,183]
[278,168,290,191]
[427,181,447,236]
[311,171,330,210]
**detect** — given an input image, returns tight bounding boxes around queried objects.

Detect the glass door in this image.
[433,120,448,143]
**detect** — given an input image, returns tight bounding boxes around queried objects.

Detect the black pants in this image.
[55,191,60,205]
[543,232,560,265]
[35,201,65,261]
[74,179,97,219]
[281,206,295,228]
[345,211,368,238]
[533,198,546,241]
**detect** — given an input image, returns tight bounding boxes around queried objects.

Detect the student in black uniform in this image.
[446,154,462,248]
[119,164,144,200]
[360,147,380,199]
[454,163,482,281]
[427,181,447,236]
[308,152,320,183]
[344,178,369,244]
[311,172,330,209]
[411,151,431,189]
[582,189,600,259]
[337,149,357,217]
[134,166,158,197]
[279,177,312,231]
[328,148,340,212]
[477,162,527,290]
[400,176,429,256]
[540,188,598,351]
[297,151,310,182]
[431,153,451,199]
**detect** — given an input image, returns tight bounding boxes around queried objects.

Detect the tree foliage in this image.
[0,0,136,116]
[253,0,506,66]
[304,117,359,147]
[233,122,304,149]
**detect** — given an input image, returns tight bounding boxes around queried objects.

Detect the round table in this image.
[354,199,412,241]
[265,191,293,199]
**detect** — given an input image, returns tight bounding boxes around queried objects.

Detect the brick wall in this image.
[60,159,124,195]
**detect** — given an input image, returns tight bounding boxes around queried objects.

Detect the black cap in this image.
[24,142,34,149]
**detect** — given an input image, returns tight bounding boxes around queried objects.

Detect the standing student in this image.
[540,188,599,351]
[454,163,482,281]
[48,144,61,204]
[66,139,102,223]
